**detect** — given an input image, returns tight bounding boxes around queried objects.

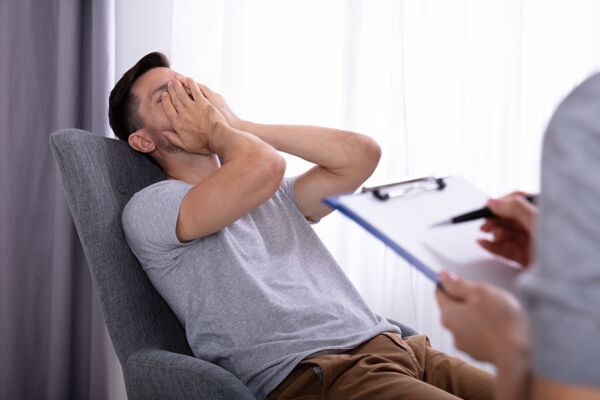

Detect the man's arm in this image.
[194,83,381,221]
[175,125,285,242]
[241,121,381,221]
[162,79,286,242]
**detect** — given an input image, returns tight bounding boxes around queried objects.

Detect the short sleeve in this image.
[280,175,299,204]
[122,180,193,268]
[279,175,322,224]
[517,72,600,387]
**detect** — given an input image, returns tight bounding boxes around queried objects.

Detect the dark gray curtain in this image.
[0,0,114,399]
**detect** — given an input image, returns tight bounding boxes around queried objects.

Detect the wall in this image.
[115,0,174,81]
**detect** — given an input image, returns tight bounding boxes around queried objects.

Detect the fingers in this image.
[161,92,178,123]
[175,74,187,88]
[480,219,494,232]
[196,82,212,98]
[168,74,216,104]
[435,285,457,329]
[196,82,220,105]
[480,218,529,249]
[166,81,183,111]
[481,216,525,233]
[510,190,534,198]
[435,287,451,312]
[477,238,527,265]
[435,272,470,332]
[187,78,208,104]
[478,238,512,257]
[438,271,472,301]
[484,223,508,241]
[172,79,194,105]
[167,79,193,111]
[486,195,537,233]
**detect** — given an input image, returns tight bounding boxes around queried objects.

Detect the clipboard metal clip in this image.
[362,176,446,200]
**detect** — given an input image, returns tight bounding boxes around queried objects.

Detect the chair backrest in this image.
[50,129,193,363]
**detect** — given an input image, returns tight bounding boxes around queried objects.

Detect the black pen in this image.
[430,195,537,228]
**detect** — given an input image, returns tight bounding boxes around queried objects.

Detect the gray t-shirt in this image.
[122,176,398,399]
[517,72,600,387]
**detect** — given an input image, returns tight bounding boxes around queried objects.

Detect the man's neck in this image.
[161,152,221,185]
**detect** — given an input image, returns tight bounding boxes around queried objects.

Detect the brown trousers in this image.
[267,333,495,400]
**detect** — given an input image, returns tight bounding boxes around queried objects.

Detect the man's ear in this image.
[128,129,156,154]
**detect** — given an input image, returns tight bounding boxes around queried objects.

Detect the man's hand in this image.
[195,82,244,131]
[174,76,243,131]
[435,271,529,364]
[161,78,229,154]
[477,191,538,267]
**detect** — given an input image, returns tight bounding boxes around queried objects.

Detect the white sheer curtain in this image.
[170,0,600,370]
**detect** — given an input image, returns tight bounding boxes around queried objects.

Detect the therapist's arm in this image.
[436,272,531,400]
[436,273,600,400]
[533,380,600,400]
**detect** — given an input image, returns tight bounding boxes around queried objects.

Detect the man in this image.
[110,52,493,400]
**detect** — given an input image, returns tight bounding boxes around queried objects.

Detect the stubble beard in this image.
[154,131,183,154]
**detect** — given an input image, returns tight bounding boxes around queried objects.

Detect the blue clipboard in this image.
[323,176,520,291]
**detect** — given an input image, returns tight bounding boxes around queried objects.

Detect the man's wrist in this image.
[236,120,272,146]
[236,119,251,132]
[208,122,269,158]
[207,121,235,153]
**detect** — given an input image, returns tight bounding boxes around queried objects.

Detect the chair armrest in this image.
[387,318,419,338]
[124,348,255,400]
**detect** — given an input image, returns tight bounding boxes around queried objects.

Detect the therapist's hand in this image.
[477,191,538,267]
[435,271,529,364]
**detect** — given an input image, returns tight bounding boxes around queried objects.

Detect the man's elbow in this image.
[358,135,382,175]
[255,149,286,195]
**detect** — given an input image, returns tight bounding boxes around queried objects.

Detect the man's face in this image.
[131,67,180,151]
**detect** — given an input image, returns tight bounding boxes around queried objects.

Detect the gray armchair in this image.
[50,129,417,400]
[50,129,254,399]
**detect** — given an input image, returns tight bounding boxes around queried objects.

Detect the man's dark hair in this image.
[108,52,170,141]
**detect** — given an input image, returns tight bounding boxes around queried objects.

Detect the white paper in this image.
[334,177,520,291]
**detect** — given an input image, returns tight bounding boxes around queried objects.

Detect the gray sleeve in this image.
[517,72,600,387]
[280,175,323,224]
[280,175,299,204]
[122,180,193,267]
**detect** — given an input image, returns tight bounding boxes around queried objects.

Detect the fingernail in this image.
[439,270,458,282]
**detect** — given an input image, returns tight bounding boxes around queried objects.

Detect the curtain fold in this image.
[0,1,116,399]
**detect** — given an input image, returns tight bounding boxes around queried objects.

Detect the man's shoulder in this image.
[122,179,194,254]
[133,179,190,199]
[126,179,190,208]
[123,179,192,226]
